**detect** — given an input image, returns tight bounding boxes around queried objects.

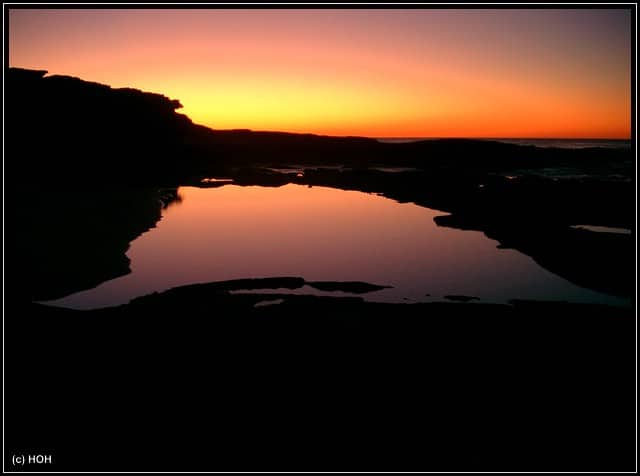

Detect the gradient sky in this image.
[9,9,632,138]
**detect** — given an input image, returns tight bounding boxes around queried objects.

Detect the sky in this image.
[8,9,632,138]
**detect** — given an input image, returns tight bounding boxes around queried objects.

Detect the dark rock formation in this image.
[307,280,392,293]
[125,277,392,310]
[444,294,481,302]
[6,68,196,184]
[434,214,634,297]
[6,67,632,185]
[10,185,180,302]
[6,294,635,472]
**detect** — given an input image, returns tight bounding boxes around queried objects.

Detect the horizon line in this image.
[209,128,632,141]
[373,136,632,140]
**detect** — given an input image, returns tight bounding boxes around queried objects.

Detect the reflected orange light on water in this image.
[46,185,629,310]
[9,9,631,138]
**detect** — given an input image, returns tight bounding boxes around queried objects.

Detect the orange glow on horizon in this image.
[9,9,632,139]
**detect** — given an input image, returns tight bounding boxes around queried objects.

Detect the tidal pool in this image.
[47,184,628,309]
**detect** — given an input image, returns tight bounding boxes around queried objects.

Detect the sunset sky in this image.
[9,9,632,138]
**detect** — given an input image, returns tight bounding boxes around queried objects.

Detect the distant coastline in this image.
[376,137,632,149]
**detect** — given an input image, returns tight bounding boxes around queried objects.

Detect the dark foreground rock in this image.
[444,294,481,302]
[4,286,635,472]
[9,185,181,301]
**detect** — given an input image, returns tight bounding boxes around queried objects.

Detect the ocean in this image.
[376,138,631,149]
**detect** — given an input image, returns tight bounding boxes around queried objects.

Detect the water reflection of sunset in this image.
[9,9,631,138]
[46,185,627,310]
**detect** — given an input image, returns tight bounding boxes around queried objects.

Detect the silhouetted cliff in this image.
[6,68,197,183]
[6,67,632,184]
[5,68,382,182]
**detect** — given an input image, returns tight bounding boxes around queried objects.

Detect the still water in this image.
[47,184,628,309]
[376,138,632,149]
